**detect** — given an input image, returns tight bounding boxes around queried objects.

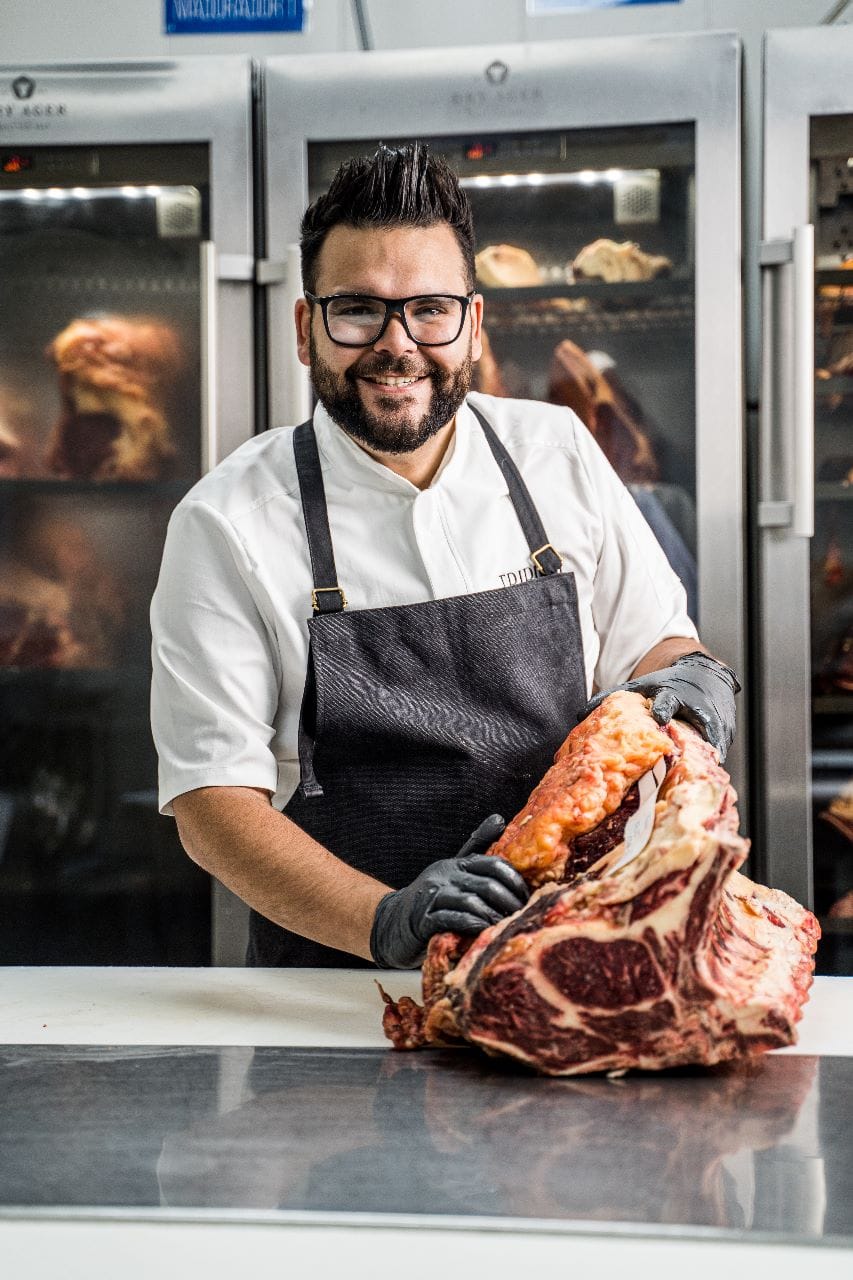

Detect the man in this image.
[151,143,738,970]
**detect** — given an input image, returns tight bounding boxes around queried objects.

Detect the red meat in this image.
[381,692,819,1075]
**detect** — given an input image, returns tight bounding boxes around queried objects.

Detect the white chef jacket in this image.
[151,392,696,816]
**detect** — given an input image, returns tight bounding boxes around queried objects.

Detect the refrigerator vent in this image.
[613,172,660,225]
[156,191,201,239]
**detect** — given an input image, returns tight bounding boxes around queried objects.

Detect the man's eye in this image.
[335,302,378,319]
[411,300,453,318]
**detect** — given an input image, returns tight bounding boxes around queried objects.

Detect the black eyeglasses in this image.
[305,291,475,347]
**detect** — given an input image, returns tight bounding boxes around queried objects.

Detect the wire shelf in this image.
[483,301,694,336]
[6,274,200,295]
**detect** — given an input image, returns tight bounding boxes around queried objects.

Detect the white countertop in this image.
[0,967,849,1053]
[0,966,418,1046]
[2,969,850,1280]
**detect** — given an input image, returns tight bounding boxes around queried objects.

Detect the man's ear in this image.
[295,298,312,367]
[470,293,484,363]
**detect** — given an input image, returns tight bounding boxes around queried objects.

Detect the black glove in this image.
[369,814,530,970]
[581,650,741,762]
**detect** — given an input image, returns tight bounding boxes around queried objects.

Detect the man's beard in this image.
[309,333,473,455]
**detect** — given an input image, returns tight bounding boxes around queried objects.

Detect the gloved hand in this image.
[581,650,741,761]
[369,814,530,970]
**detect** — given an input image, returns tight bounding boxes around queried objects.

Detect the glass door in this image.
[810,115,853,972]
[265,33,745,813]
[760,26,853,975]
[0,143,211,962]
[308,124,698,621]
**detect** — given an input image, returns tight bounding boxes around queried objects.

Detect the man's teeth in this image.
[368,375,421,386]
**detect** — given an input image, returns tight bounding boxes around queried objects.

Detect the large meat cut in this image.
[44,315,181,481]
[381,692,819,1075]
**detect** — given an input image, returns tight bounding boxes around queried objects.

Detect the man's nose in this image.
[373,310,417,356]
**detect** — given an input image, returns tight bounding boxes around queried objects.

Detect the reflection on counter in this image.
[2,1043,849,1244]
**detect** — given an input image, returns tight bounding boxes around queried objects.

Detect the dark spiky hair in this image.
[300,142,475,294]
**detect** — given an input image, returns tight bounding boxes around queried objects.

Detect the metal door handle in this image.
[758,224,815,538]
[791,224,815,538]
[200,240,218,475]
[263,243,312,426]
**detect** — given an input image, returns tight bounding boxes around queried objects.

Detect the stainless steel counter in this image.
[2,1043,849,1236]
[1,970,851,1278]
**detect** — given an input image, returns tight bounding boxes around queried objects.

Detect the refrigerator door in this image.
[0,60,254,964]
[761,27,853,974]
[262,33,746,796]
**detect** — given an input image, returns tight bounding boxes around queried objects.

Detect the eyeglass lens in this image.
[325,296,465,345]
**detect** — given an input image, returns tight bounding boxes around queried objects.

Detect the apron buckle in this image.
[531,543,562,574]
[311,586,348,614]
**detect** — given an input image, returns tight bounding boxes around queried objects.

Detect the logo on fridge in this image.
[12,76,35,100]
[1,75,68,127]
[485,61,510,86]
[450,59,542,113]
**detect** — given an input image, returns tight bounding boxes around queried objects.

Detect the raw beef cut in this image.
[44,315,181,481]
[572,238,672,283]
[381,691,819,1075]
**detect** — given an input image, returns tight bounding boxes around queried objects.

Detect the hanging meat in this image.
[0,559,82,669]
[18,511,127,668]
[0,509,126,669]
[381,691,819,1075]
[821,777,853,844]
[471,327,509,397]
[0,420,21,479]
[0,380,37,477]
[828,889,853,920]
[817,624,853,693]
[547,339,659,482]
[44,315,182,481]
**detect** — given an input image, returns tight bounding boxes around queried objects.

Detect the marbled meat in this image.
[380,691,819,1075]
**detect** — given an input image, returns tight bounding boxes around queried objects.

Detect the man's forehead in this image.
[315,222,469,292]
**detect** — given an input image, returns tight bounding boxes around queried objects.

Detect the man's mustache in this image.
[348,355,435,380]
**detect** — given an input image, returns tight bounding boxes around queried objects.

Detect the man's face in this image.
[296,223,483,455]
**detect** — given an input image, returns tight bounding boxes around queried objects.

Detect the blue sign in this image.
[165,1,304,35]
[530,1,682,11]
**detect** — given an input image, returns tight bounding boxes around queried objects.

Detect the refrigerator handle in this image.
[261,243,312,427]
[791,224,815,539]
[758,225,815,538]
[200,240,219,475]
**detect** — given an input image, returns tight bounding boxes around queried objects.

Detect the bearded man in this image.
[150,142,738,968]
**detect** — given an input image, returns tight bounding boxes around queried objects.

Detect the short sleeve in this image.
[573,427,698,689]
[150,499,281,816]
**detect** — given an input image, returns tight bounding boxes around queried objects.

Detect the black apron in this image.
[247,405,588,966]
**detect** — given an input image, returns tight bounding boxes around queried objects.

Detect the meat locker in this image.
[260,33,746,799]
[758,25,853,974]
[0,59,255,962]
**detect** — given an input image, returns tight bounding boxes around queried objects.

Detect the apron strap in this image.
[293,404,563,612]
[469,405,563,577]
[293,420,347,615]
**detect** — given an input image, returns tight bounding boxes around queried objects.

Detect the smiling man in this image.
[150,143,739,969]
[302,223,477,474]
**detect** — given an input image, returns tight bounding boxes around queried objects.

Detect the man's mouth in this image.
[361,374,426,388]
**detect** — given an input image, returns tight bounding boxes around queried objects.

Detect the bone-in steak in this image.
[381,692,819,1075]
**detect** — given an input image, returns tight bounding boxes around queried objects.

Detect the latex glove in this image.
[582,650,741,761]
[369,814,530,970]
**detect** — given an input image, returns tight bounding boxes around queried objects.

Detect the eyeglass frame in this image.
[304,290,477,348]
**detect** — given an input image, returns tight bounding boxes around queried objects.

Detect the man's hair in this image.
[300,141,476,294]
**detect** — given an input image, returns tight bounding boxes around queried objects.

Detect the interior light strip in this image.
[0,184,199,202]
[459,168,659,190]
